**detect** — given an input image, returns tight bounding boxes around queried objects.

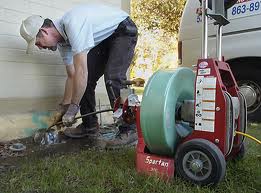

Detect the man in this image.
[20,4,138,148]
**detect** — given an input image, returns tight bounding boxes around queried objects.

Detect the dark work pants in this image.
[80,17,138,128]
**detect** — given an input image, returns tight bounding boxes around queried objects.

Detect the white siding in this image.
[0,0,125,99]
[0,0,130,140]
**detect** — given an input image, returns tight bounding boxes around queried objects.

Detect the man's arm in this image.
[50,64,75,125]
[71,52,88,105]
[62,52,88,126]
[62,65,75,104]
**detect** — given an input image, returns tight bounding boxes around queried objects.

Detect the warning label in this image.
[195,76,217,132]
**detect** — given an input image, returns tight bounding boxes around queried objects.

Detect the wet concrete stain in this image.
[23,112,52,137]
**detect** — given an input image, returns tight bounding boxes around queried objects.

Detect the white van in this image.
[178,0,261,122]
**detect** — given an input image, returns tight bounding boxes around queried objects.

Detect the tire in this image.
[175,139,226,186]
[224,92,235,156]
[231,63,261,122]
[233,142,246,160]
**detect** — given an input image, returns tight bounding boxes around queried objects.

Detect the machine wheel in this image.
[233,142,246,161]
[235,92,248,147]
[224,92,235,156]
[175,139,226,186]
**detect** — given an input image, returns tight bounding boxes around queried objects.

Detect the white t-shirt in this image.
[53,4,128,65]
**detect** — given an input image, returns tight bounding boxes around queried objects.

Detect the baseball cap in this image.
[20,15,45,54]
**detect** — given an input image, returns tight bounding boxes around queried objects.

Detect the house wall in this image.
[0,0,130,141]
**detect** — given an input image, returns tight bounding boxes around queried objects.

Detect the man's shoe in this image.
[103,125,138,149]
[64,123,99,139]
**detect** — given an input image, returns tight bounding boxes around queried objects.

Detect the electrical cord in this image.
[235,131,261,145]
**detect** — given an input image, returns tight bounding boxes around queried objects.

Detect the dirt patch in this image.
[0,125,117,173]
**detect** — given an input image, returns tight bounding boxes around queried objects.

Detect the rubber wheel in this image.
[236,92,247,145]
[224,92,235,156]
[233,142,246,161]
[175,139,226,186]
[231,63,261,122]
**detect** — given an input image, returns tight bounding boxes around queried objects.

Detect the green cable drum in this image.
[140,68,195,156]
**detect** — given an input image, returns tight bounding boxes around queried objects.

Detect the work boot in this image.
[64,122,99,139]
[102,124,138,149]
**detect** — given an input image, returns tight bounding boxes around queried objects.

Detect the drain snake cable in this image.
[47,109,261,145]
[235,131,261,145]
[47,109,114,131]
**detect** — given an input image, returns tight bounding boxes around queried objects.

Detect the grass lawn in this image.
[0,124,260,193]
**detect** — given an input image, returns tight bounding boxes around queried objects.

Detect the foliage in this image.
[129,29,177,80]
[132,0,186,35]
[130,0,186,81]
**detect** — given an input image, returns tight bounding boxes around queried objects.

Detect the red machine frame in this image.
[135,58,244,179]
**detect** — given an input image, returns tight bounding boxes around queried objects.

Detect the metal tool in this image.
[47,109,113,131]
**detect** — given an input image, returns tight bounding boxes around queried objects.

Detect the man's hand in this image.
[51,104,70,125]
[62,103,80,126]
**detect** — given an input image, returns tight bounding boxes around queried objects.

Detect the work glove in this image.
[50,103,70,125]
[62,103,80,127]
